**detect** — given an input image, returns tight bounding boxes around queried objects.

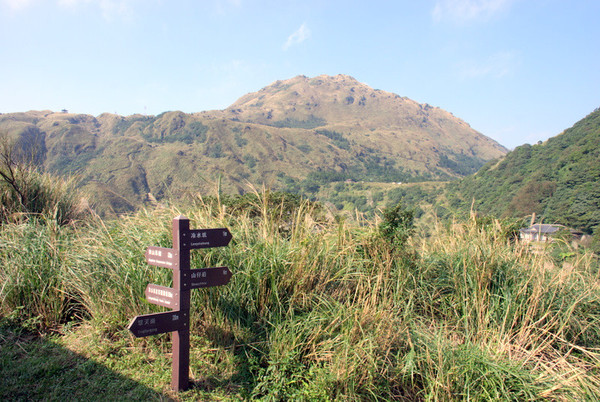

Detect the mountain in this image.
[446,108,600,234]
[0,74,506,215]
[223,75,506,172]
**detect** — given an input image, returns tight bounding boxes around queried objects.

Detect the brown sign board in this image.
[129,217,235,391]
[145,283,179,309]
[180,266,232,290]
[128,310,187,338]
[145,246,179,269]
[182,228,232,249]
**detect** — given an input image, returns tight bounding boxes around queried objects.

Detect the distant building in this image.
[519,223,588,245]
[519,224,563,242]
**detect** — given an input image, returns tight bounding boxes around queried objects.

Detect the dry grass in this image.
[1,194,599,399]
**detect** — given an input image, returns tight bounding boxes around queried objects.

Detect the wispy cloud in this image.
[213,0,243,15]
[1,0,137,20]
[283,23,311,51]
[1,0,34,11]
[58,0,136,21]
[432,0,515,23]
[457,51,519,79]
[213,0,242,15]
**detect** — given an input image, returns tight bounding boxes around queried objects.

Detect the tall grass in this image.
[0,163,87,226]
[0,156,90,327]
[0,219,79,327]
[1,192,599,399]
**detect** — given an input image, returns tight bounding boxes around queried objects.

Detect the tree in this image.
[0,137,32,211]
[379,202,414,247]
[0,135,86,225]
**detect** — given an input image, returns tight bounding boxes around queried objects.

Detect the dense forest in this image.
[445,108,600,235]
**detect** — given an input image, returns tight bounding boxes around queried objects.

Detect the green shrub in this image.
[378,202,414,247]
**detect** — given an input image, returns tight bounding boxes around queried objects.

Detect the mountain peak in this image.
[225,74,505,157]
[262,74,361,89]
[227,74,404,125]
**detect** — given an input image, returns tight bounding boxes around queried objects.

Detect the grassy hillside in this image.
[445,108,600,235]
[0,75,506,216]
[1,186,599,399]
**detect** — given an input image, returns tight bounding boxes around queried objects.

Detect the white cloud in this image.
[457,51,519,79]
[213,0,242,15]
[57,0,82,6]
[57,0,136,21]
[283,23,311,51]
[2,0,34,10]
[432,0,515,23]
[1,0,137,20]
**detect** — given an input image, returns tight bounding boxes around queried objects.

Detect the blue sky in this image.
[1,0,599,149]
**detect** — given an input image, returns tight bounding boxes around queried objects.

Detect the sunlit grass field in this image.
[1,188,599,400]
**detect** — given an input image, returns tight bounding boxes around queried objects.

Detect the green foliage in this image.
[326,190,370,213]
[41,124,99,174]
[506,180,557,216]
[243,154,257,168]
[183,121,209,143]
[47,146,101,174]
[296,144,312,154]
[205,143,224,158]
[316,129,351,150]
[590,231,600,254]
[292,158,433,201]
[234,132,248,147]
[438,152,487,176]
[271,115,326,129]
[378,202,414,246]
[142,120,208,144]
[386,184,440,208]
[356,152,424,183]
[447,108,600,236]
[372,190,384,203]
[111,115,153,134]
[302,181,320,194]
[305,170,348,183]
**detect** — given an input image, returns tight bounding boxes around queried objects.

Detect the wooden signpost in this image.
[128,215,233,391]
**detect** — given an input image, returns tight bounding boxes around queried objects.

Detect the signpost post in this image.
[127,215,232,391]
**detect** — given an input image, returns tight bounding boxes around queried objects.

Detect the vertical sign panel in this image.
[171,215,191,392]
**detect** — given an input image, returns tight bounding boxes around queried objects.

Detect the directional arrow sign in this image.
[145,246,179,269]
[145,283,179,309]
[128,310,187,338]
[180,266,232,290]
[182,228,232,250]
